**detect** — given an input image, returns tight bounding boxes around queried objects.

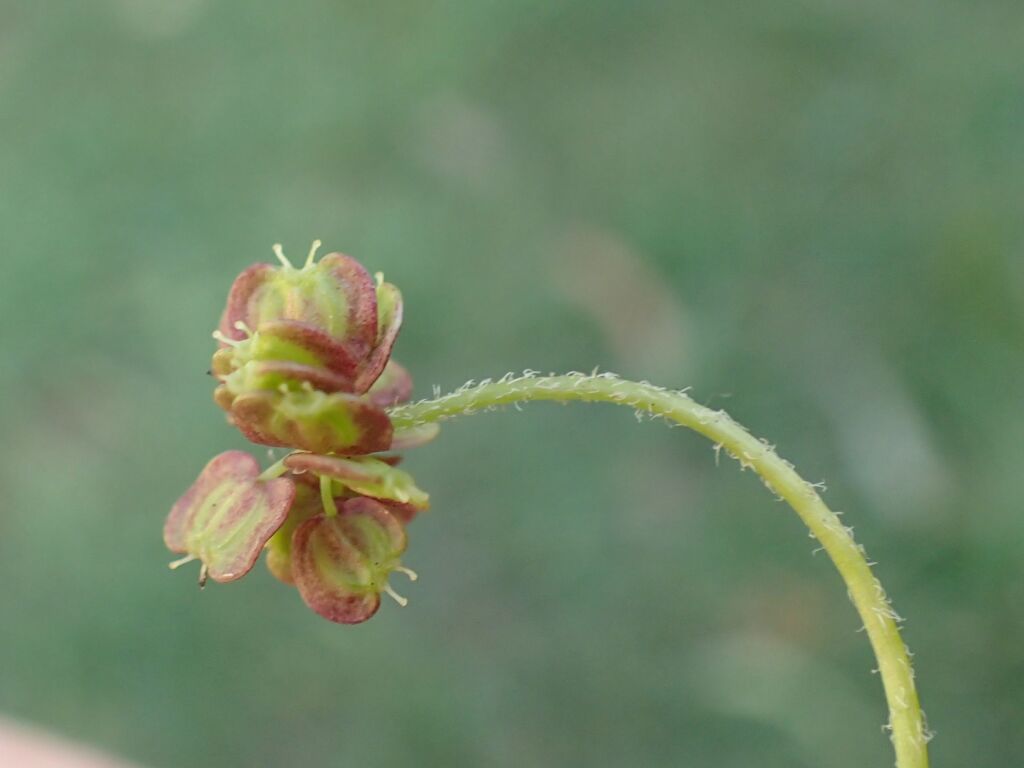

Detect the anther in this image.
[383,583,408,607]
[198,564,209,589]
[232,320,255,337]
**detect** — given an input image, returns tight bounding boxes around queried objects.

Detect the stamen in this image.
[168,554,197,570]
[198,564,209,589]
[383,583,408,607]
[272,243,292,268]
[394,565,418,582]
[305,239,322,268]
[212,330,241,347]
[374,271,385,287]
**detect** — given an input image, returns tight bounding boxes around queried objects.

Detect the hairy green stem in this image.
[388,372,929,768]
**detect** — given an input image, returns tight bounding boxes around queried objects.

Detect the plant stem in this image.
[388,372,929,768]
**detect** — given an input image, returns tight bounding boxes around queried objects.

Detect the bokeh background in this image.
[1,2,1022,766]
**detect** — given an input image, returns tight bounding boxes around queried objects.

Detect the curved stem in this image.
[389,372,929,768]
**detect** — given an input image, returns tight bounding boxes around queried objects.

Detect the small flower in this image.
[164,451,295,585]
[264,457,426,587]
[291,497,416,624]
[216,242,402,394]
[209,242,411,454]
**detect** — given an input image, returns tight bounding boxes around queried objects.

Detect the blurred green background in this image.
[1,2,1022,766]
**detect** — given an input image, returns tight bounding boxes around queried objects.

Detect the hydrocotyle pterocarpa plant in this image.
[166,241,930,768]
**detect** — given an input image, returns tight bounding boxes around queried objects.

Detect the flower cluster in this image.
[165,242,436,623]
